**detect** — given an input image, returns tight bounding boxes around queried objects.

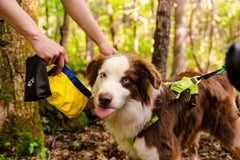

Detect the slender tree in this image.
[189,0,203,72]
[106,0,118,49]
[86,35,94,61]
[0,0,44,157]
[150,0,155,53]
[152,0,173,78]
[45,0,49,37]
[189,0,214,73]
[55,5,61,41]
[85,0,94,61]
[133,0,139,55]
[171,0,185,76]
[60,10,70,49]
[205,0,214,72]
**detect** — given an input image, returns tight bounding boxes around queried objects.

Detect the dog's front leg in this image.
[187,133,201,160]
[133,137,160,160]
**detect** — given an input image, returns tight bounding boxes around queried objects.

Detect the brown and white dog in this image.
[86,54,240,160]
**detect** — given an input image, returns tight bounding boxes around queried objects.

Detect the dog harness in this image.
[164,76,200,108]
[165,65,226,108]
[127,115,159,146]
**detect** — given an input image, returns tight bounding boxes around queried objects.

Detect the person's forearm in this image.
[61,0,108,46]
[0,0,43,42]
[0,0,69,74]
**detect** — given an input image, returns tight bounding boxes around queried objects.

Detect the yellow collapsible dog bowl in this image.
[47,66,91,118]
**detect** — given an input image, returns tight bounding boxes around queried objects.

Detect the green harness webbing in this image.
[164,76,200,99]
[127,115,159,146]
[164,65,226,108]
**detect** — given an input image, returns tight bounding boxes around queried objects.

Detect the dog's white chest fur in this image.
[104,100,159,159]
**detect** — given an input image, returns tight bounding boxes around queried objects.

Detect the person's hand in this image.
[29,34,69,74]
[98,41,118,56]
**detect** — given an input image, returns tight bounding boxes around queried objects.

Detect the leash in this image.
[196,64,226,81]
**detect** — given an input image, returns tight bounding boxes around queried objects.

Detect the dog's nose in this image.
[99,93,112,107]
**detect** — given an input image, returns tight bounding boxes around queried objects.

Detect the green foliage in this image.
[73,141,80,148]
[0,114,44,158]
[37,147,48,160]
[38,0,240,77]
[209,155,216,158]
[183,0,240,73]
[0,155,13,160]
[29,142,39,154]
[40,117,51,132]
[39,100,89,133]
[198,148,206,153]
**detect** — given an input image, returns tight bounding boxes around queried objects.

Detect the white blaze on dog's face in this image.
[93,55,131,118]
[87,54,161,119]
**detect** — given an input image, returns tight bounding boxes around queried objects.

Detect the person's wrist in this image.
[97,39,111,49]
[25,30,45,44]
[96,37,108,47]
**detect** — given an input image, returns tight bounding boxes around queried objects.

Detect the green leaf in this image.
[198,149,206,153]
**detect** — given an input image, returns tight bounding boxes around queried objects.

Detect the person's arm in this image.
[0,0,68,74]
[61,0,118,56]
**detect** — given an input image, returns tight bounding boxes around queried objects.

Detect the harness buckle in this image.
[191,76,201,84]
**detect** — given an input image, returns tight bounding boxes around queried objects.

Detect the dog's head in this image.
[86,54,161,119]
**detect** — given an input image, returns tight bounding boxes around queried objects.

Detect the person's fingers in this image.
[54,53,64,75]
[112,48,119,55]
[44,57,51,66]
[98,42,118,56]
[52,54,58,65]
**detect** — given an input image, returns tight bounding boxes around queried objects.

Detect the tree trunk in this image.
[0,0,44,157]
[150,0,155,53]
[152,0,173,78]
[171,0,185,76]
[189,0,204,72]
[45,0,49,37]
[133,0,139,55]
[60,10,70,49]
[86,35,94,62]
[55,5,61,41]
[205,0,214,73]
[106,0,118,49]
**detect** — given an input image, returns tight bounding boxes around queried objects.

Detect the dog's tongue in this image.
[95,107,115,119]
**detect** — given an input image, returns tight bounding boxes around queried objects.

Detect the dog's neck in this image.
[103,87,161,141]
[104,100,152,139]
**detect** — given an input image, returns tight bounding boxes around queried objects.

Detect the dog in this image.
[86,54,240,160]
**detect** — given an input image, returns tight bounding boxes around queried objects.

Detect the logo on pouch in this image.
[27,76,35,88]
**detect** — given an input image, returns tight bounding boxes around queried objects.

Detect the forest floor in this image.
[43,118,235,160]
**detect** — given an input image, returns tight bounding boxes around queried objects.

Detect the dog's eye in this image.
[122,77,131,85]
[100,72,107,78]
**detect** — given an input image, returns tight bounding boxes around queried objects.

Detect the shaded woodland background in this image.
[39,0,240,78]
[0,0,240,159]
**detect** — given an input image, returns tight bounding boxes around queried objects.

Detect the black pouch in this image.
[24,55,51,101]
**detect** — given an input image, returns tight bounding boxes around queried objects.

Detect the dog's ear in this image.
[133,57,162,105]
[134,58,162,89]
[86,55,106,87]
